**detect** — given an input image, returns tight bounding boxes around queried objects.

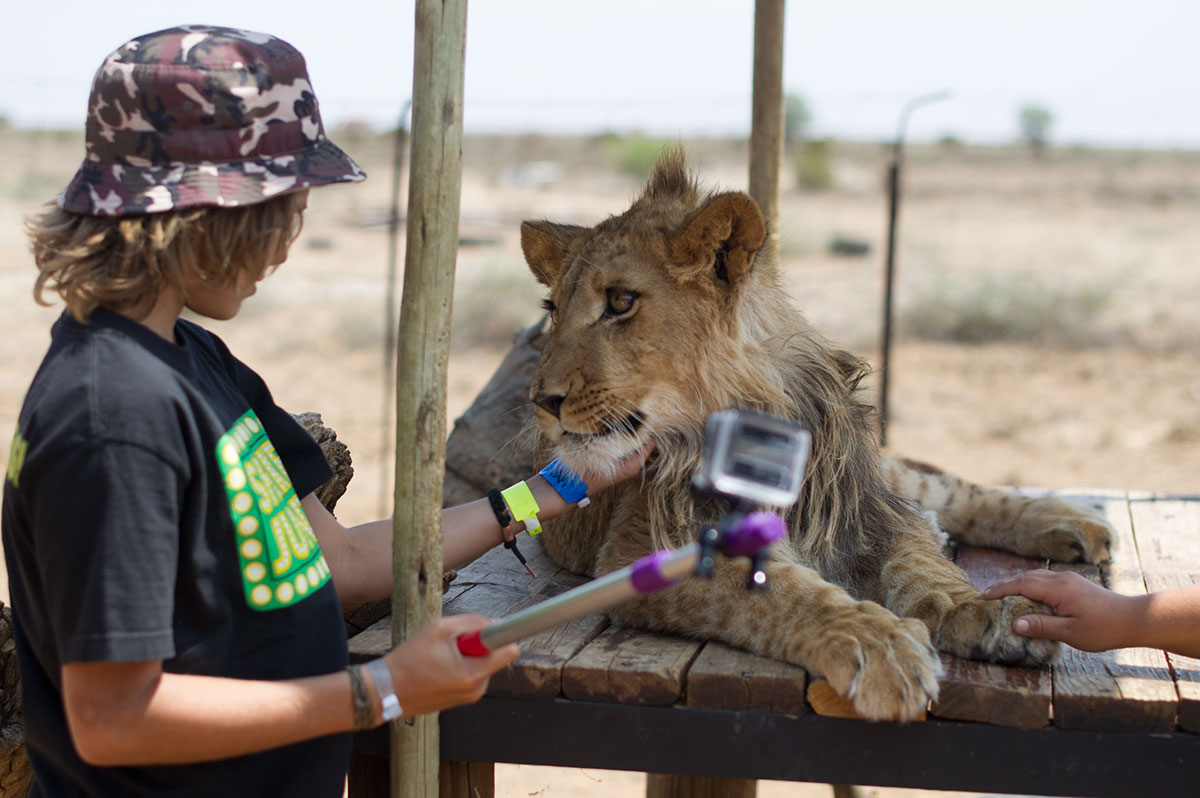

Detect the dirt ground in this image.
[1,127,1197,797]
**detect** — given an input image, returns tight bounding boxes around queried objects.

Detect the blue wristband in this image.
[539,459,591,507]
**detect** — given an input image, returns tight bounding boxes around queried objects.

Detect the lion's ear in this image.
[521,221,587,287]
[670,193,766,285]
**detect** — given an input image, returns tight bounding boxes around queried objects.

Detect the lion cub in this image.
[519,148,1113,721]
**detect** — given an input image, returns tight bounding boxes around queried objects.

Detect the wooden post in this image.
[647,774,757,798]
[748,0,786,262]
[392,1,467,796]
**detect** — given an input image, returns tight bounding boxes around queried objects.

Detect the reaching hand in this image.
[978,570,1137,652]
[578,439,656,494]
[380,614,519,718]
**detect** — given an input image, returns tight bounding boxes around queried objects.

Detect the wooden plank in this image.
[1051,493,1178,732]
[348,615,392,663]
[447,544,610,699]
[1128,497,1200,733]
[928,545,1052,728]
[446,537,565,610]
[562,624,702,705]
[350,543,548,661]
[353,541,617,698]
[487,612,611,698]
[931,653,1049,729]
[685,641,808,714]
[806,679,889,720]
[953,544,1047,591]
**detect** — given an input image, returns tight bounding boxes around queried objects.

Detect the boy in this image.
[3,25,647,797]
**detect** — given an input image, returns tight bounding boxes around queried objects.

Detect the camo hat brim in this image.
[59,25,365,216]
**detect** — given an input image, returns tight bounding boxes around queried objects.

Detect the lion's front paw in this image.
[940,595,1060,667]
[1021,497,1114,564]
[812,602,942,722]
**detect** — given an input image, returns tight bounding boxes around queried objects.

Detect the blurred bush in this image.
[604,135,673,180]
[451,267,543,352]
[1018,104,1054,158]
[794,138,834,191]
[902,273,1116,346]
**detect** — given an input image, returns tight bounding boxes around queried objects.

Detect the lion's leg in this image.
[598,540,941,722]
[877,513,1060,667]
[882,454,1113,564]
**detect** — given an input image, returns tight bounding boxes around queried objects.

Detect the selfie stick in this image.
[456,510,785,656]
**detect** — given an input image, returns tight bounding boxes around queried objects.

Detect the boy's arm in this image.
[59,613,516,766]
[303,475,586,612]
[306,445,653,612]
[980,570,1200,657]
[1132,584,1200,658]
[60,659,356,766]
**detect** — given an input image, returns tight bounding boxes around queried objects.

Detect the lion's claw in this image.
[814,602,943,722]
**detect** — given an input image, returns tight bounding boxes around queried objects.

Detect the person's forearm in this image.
[327,475,581,609]
[1128,585,1200,658]
[442,475,576,569]
[68,670,355,766]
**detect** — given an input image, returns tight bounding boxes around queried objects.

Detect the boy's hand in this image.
[979,570,1138,652]
[578,440,656,494]
[382,614,518,718]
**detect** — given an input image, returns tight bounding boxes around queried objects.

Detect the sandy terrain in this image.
[1,127,1197,796]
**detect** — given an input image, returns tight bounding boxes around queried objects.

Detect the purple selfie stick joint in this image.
[630,550,682,595]
[722,511,786,557]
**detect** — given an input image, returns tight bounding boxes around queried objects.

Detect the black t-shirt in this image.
[2,309,350,798]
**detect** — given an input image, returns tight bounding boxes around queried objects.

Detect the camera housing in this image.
[692,409,811,508]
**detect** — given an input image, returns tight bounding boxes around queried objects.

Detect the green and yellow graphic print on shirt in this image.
[216,411,331,611]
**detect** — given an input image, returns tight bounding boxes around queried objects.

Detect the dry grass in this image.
[3,130,1199,524]
[1,130,1198,798]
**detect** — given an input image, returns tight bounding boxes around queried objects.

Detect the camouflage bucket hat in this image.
[59,24,365,216]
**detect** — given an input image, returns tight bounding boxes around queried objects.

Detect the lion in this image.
[517,147,1113,721]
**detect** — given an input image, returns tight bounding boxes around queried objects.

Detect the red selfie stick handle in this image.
[456,630,490,657]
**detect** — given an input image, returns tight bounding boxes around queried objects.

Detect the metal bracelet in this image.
[364,657,403,723]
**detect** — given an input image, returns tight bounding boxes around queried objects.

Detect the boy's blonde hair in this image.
[27,192,306,322]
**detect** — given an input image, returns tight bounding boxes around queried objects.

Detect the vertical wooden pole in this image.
[748,0,786,262]
[393,1,468,797]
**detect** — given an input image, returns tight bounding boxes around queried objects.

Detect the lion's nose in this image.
[533,393,565,419]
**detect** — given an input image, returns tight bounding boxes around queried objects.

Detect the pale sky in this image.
[3,0,1197,148]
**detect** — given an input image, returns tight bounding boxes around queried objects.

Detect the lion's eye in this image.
[540,298,557,323]
[603,288,638,319]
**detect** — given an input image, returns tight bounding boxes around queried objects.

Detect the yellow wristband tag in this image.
[501,481,542,536]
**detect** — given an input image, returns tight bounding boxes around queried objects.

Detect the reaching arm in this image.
[979,570,1200,657]
[307,445,653,612]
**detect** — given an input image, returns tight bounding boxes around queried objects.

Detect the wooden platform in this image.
[348,491,1200,797]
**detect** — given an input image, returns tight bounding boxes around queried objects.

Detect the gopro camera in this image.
[692,409,811,508]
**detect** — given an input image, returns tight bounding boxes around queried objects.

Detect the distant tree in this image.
[794,138,834,191]
[785,93,812,148]
[1019,104,1054,158]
